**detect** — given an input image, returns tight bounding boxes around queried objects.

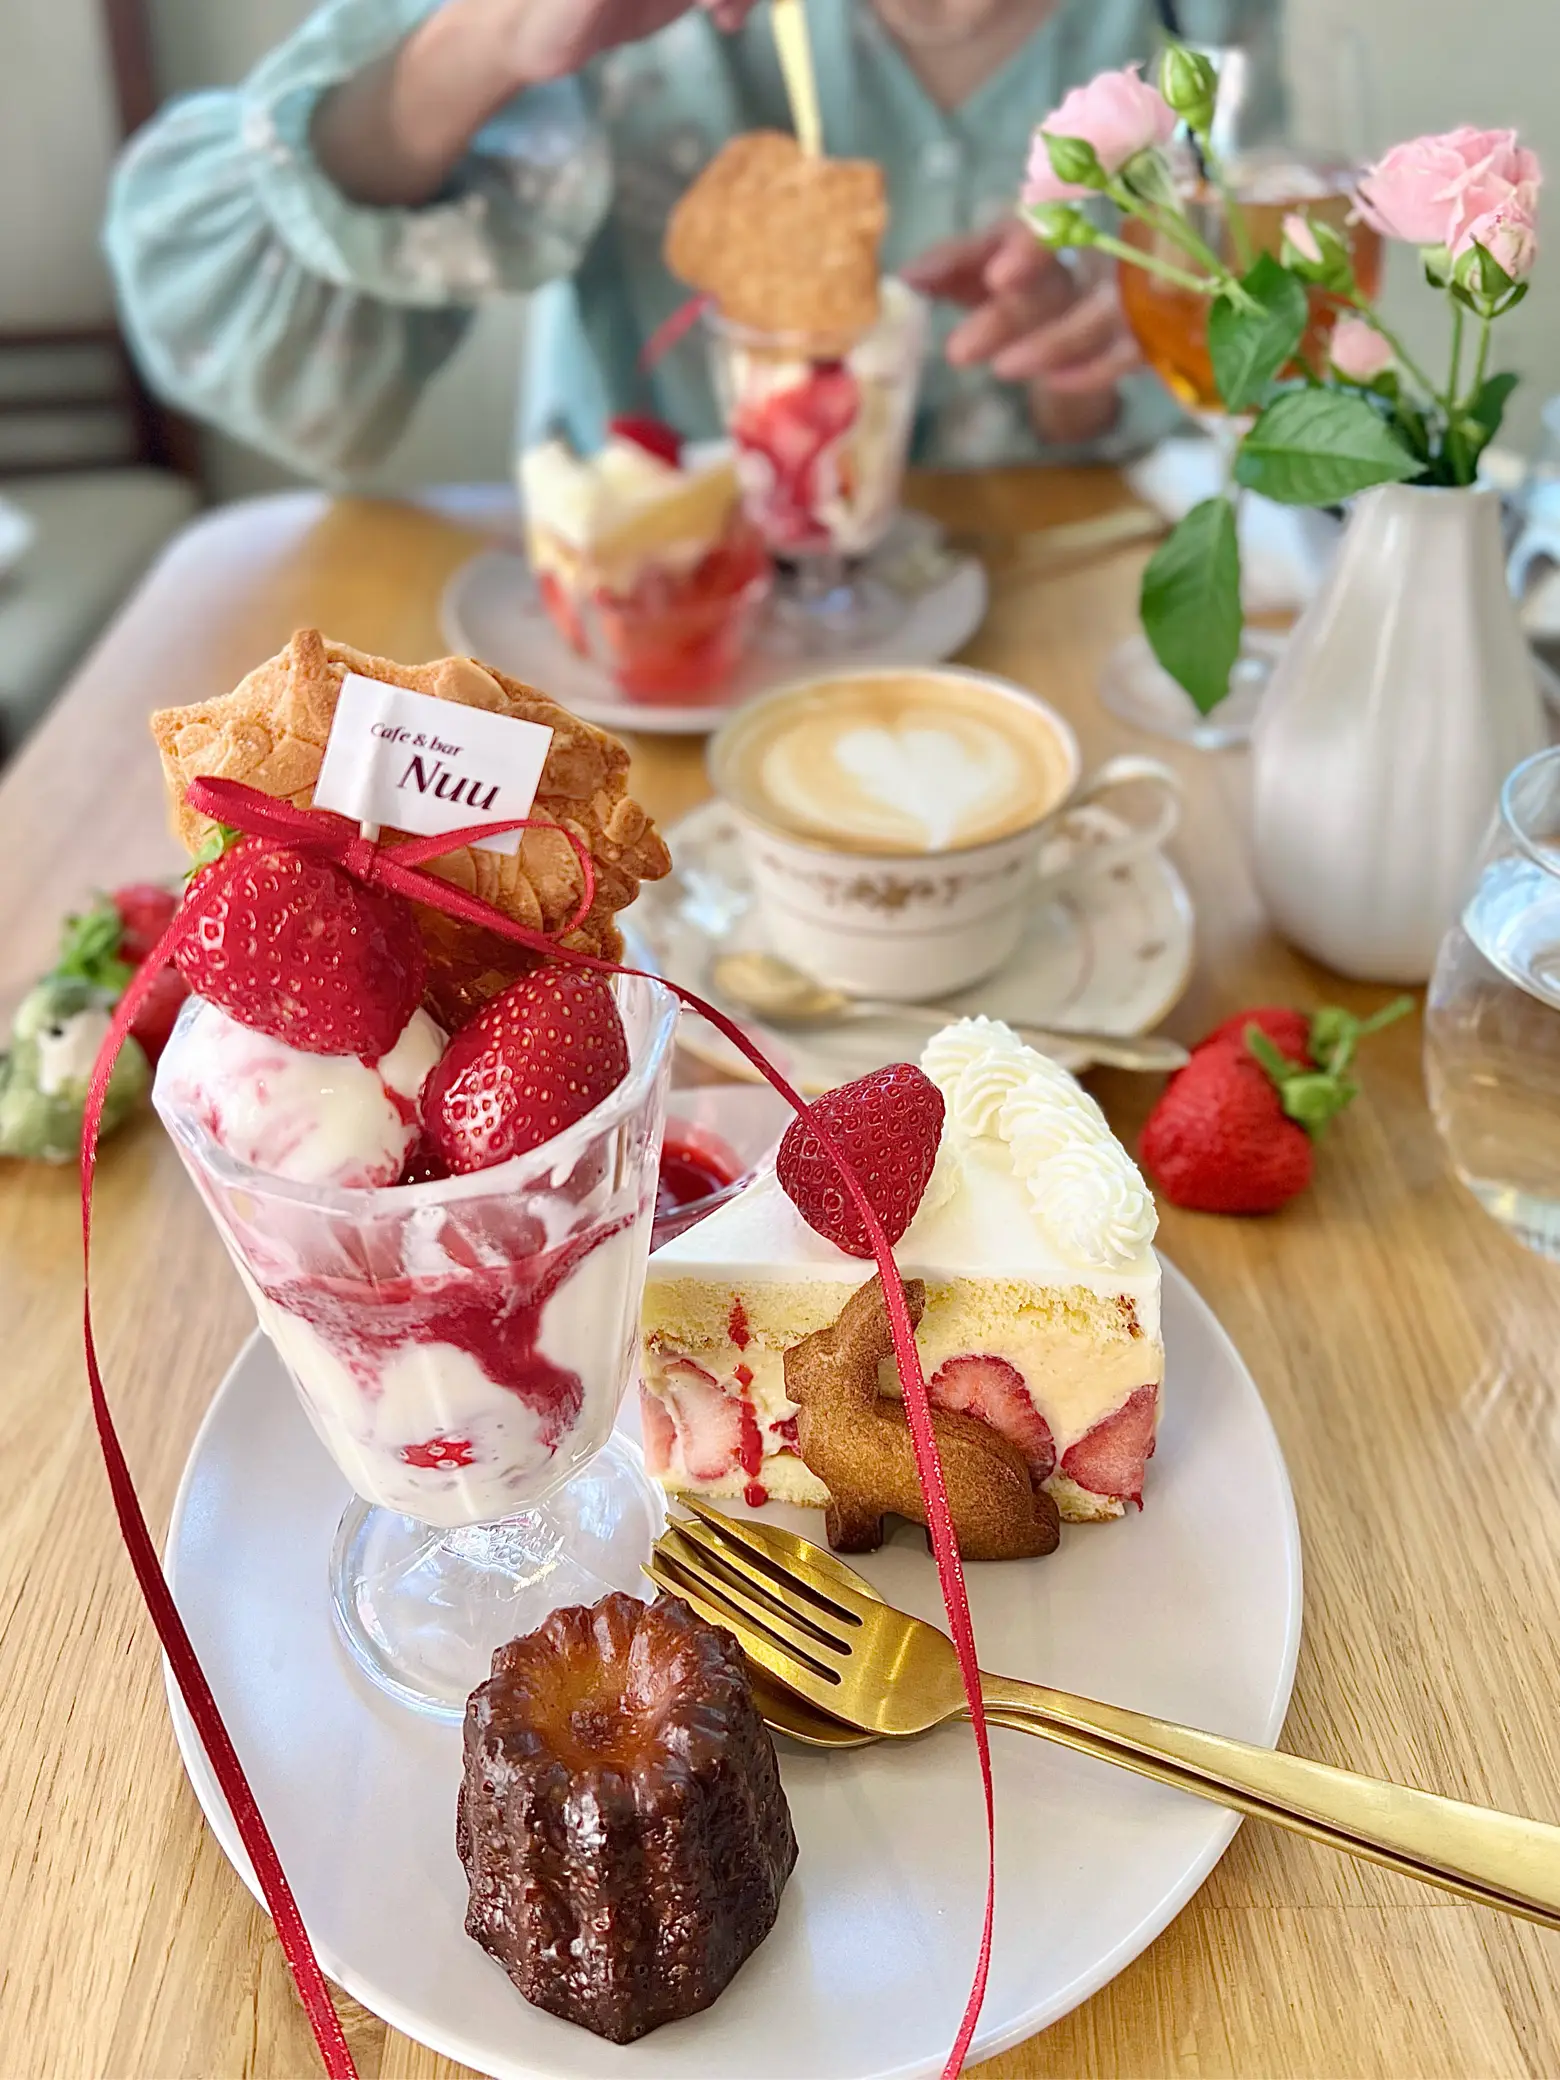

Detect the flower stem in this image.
[1345,296,1439,401]
[1447,299,1465,404]
[1090,231,1220,296]
[1105,178,1231,284]
[1465,311,1493,404]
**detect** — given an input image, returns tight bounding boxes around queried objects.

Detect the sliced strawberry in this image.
[657,1358,745,1482]
[422,966,628,1175]
[400,1435,476,1470]
[639,1388,676,1476]
[175,842,425,1058]
[537,568,587,655]
[113,883,179,964]
[928,1355,1056,1481]
[608,414,684,467]
[777,1062,944,1257]
[733,363,861,545]
[1060,1384,1160,1507]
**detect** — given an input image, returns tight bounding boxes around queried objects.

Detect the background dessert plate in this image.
[439,521,989,737]
[162,1260,1299,2080]
[630,799,1194,1089]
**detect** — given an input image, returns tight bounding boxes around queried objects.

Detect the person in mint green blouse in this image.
[104,0,1282,483]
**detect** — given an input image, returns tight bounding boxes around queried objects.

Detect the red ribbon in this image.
[639,292,713,372]
[83,777,995,2078]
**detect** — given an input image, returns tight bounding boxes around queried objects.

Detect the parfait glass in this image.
[1425,748,1560,1260]
[704,280,927,652]
[156,974,679,1719]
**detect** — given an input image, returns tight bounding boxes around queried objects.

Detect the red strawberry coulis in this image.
[262,1217,628,1449]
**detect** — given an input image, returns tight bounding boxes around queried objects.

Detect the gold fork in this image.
[647,1502,1560,1930]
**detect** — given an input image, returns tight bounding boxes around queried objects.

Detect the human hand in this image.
[904,221,1141,444]
[490,0,761,85]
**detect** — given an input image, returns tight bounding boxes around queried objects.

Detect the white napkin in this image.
[1126,436,1340,614]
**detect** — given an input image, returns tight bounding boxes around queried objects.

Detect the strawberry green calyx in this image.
[1246,995,1413,1139]
[186,821,243,878]
[55,899,133,996]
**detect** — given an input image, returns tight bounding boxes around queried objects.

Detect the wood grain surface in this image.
[2,475,1558,2079]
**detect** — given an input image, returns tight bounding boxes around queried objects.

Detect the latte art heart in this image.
[721,670,1073,857]
[832,725,1013,852]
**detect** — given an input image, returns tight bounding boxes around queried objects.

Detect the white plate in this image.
[162,1261,1299,2079]
[630,799,1195,1090]
[439,531,988,737]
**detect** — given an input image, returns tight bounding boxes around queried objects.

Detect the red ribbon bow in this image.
[81,780,996,2079]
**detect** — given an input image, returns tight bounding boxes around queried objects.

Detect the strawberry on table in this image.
[422,967,629,1175]
[55,886,189,1064]
[1141,997,1412,1215]
[777,1062,945,1257]
[174,842,426,1059]
[112,883,180,964]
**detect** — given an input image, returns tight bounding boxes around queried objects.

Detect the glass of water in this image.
[1425,746,1560,1258]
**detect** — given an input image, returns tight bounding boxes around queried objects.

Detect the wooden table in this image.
[3,475,1558,2080]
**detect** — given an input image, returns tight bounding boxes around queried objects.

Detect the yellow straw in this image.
[772,0,823,156]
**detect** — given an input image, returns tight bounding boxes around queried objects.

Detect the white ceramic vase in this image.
[1250,482,1547,984]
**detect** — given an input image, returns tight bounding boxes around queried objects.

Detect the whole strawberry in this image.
[1141,997,1411,1215]
[777,1062,945,1257]
[174,842,426,1059]
[55,885,189,1063]
[112,883,179,964]
[422,967,629,1174]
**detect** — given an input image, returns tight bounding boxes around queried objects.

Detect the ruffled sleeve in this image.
[104,0,610,480]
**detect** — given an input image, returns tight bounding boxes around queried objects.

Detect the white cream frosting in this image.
[651,1018,1159,1324]
[924,1018,1157,1270]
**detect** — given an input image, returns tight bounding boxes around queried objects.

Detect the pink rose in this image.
[1357,126,1542,253]
[1282,213,1323,265]
[1328,317,1395,383]
[1455,195,1539,280]
[1023,65,1178,204]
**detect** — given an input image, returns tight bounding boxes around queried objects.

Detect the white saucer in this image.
[439,523,988,737]
[162,1262,1299,2079]
[629,799,1195,1091]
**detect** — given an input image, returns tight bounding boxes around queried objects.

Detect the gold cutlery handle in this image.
[980,1675,1560,1925]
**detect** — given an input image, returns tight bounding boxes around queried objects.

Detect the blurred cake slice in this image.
[641,1020,1165,1523]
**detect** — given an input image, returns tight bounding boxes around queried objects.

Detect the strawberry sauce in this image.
[263,1218,627,1442]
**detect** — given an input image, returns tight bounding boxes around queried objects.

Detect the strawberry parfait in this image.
[153,835,678,1712]
[520,419,770,703]
[706,279,927,562]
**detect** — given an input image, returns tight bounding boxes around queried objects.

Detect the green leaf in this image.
[1207,253,1309,410]
[1139,498,1243,716]
[187,820,242,878]
[55,899,133,995]
[1234,390,1421,505]
[1466,371,1519,442]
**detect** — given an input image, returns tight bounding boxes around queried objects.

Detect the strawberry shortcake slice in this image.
[640,1019,1165,1526]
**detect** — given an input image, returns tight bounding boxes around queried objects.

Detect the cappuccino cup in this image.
[707,667,1182,1001]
